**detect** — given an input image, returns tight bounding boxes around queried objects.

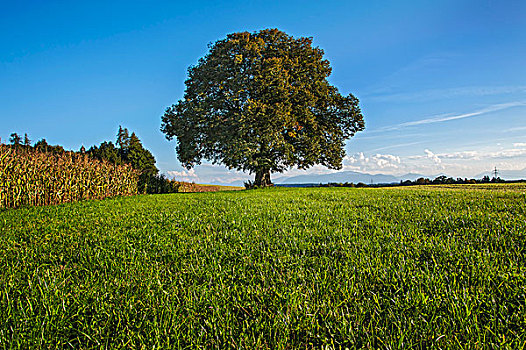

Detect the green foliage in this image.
[1,185,525,347]
[23,133,31,146]
[33,138,66,155]
[138,173,180,194]
[9,132,21,145]
[126,132,157,177]
[162,28,365,186]
[116,125,130,149]
[87,127,160,193]
[87,141,123,165]
[397,176,509,187]
[87,127,157,176]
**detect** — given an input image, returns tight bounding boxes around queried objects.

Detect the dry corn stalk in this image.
[0,145,138,209]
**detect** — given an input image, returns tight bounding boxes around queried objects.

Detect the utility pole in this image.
[493,167,499,179]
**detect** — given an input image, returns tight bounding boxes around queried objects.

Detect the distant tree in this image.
[162,28,365,187]
[87,127,159,192]
[23,133,31,147]
[33,139,65,154]
[416,178,430,185]
[125,132,158,176]
[432,175,448,184]
[116,125,130,149]
[9,133,21,146]
[50,126,176,194]
[87,141,123,165]
[34,139,49,152]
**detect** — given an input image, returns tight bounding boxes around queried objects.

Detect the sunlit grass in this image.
[1,185,525,348]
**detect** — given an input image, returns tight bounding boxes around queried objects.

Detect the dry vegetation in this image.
[0,145,138,209]
[177,182,243,192]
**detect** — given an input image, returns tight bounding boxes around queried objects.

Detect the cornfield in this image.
[0,145,138,209]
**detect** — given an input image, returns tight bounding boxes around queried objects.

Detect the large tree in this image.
[161,28,365,186]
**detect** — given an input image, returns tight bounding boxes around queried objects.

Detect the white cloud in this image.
[424,149,441,164]
[312,144,526,178]
[343,152,402,172]
[514,143,526,147]
[166,168,199,182]
[439,150,480,160]
[426,147,526,161]
[408,143,526,163]
[490,148,526,158]
[208,175,251,184]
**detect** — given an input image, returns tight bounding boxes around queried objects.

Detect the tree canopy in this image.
[161,28,365,186]
[9,133,21,146]
[88,126,157,177]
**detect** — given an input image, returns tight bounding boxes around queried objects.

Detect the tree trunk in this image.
[254,169,272,187]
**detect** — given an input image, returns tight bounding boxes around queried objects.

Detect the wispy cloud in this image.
[363,54,455,96]
[376,101,526,132]
[352,132,426,141]
[366,85,526,103]
[369,141,424,152]
[506,126,526,132]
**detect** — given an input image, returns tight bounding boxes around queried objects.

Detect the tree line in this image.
[5,127,179,194]
[319,174,507,188]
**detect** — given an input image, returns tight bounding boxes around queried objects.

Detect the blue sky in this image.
[1,0,525,183]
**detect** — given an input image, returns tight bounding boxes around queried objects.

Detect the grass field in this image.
[1,184,525,348]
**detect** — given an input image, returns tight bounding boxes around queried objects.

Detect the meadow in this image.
[0,184,525,348]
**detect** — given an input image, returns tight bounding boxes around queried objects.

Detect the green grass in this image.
[1,185,525,349]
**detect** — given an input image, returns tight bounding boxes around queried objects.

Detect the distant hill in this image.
[212,168,526,187]
[274,171,401,185]
[218,171,439,186]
